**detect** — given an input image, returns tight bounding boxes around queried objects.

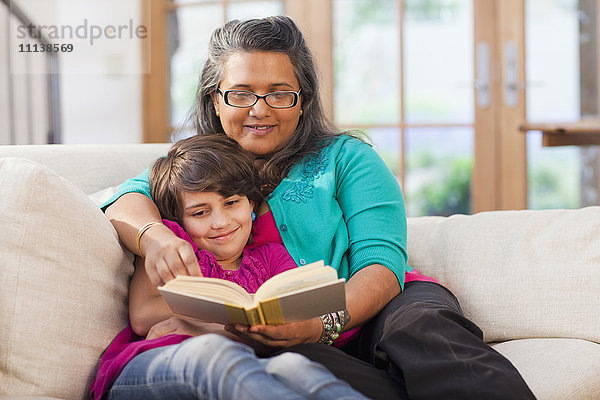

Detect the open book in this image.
[158,260,346,326]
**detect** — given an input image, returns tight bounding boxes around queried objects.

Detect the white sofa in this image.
[1,144,599,400]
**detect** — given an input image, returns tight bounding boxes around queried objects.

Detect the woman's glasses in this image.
[217,88,301,109]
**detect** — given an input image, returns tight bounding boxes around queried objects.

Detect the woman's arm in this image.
[105,192,201,285]
[344,264,401,328]
[229,138,406,346]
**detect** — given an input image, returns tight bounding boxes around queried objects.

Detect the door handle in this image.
[476,41,491,108]
[504,41,523,108]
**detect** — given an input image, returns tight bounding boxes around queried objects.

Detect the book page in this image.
[255,261,339,301]
[160,276,253,306]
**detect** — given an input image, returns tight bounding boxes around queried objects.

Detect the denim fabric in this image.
[108,334,368,400]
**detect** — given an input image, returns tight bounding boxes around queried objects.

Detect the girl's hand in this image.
[139,224,202,286]
[225,317,323,349]
[146,317,227,340]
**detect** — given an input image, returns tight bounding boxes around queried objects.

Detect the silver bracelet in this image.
[317,310,348,345]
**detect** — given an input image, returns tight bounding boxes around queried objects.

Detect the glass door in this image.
[525,0,599,209]
[333,0,475,217]
[147,0,600,212]
[476,0,600,211]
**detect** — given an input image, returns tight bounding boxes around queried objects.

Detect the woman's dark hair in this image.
[188,15,346,189]
[149,135,263,224]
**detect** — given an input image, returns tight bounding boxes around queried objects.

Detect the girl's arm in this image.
[105,192,202,285]
[129,255,176,336]
[130,255,269,346]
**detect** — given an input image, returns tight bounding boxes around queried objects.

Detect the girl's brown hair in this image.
[149,135,263,224]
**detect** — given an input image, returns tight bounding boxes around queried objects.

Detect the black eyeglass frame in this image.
[217,88,301,109]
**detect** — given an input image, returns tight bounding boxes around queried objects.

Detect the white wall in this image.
[9,0,144,144]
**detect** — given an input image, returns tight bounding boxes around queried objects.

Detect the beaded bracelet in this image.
[317,310,349,345]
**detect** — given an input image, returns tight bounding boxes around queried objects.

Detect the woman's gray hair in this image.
[189,15,343,188]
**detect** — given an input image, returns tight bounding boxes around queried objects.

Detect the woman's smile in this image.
[244,124,277,136]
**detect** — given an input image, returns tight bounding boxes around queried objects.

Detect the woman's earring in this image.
[216,110,220,117]
[251,211,256,222]
[299,109,303,116]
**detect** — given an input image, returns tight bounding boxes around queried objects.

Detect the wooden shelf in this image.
[519,120,600,146]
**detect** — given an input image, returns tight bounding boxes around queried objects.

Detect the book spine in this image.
[256,304,266,325]
[244,307,262,326]
[260,298,284,325]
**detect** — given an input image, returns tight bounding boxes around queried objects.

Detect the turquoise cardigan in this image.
[102,135,409,288]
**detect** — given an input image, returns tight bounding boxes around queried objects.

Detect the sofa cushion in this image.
[492,338,600,400]
[407,208,600,343]
[0,158,134,399]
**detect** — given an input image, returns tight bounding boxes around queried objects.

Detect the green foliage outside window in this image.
[406,151,472,217]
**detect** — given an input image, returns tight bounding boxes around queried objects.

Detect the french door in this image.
[143,0,599,215]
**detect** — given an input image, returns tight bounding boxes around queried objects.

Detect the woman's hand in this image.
[105,193,201,286]
[139,223,202,286]
[225,317,323,349]
[146,317,229,340]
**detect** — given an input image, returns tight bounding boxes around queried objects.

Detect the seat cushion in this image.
[492,338,600,400]
[0,158,134,399]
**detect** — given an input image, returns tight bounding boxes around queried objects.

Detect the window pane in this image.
[333,0,400,125]
[361,127,402,178]
[227,1,283,20]
[404,127,473,217]
[526,0,579,121]
[169,6,223,127]
[527,132,580,209]
[403,0,473,124]
[525,0,584,209]
[174,0,215,3]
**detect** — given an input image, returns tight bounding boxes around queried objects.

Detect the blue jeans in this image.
[108,334,368,400]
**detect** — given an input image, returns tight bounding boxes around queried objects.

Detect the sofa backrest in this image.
[0,144,171,194]
[407,210,600,344]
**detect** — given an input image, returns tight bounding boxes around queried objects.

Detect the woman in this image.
[104,16,534,399]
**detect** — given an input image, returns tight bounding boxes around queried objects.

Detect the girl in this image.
[90,134,367,400]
